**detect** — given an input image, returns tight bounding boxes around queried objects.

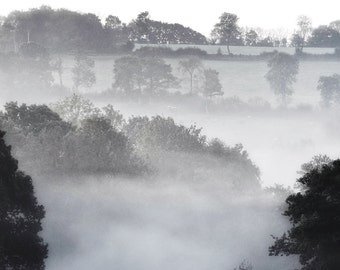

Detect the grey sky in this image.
[1,0,340,36]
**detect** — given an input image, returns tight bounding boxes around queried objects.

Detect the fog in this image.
[2,58,339,268]
[1,8,340,269]
[35,176,298,270]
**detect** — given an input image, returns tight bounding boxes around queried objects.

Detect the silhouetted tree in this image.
[257,36,274,47]
[202,68,223,98]
[0,130,48,269]
[105,15,122,30]
[139,56,178,95]
[269,159,340,270]
[291,34,305,53]
[265,52,299,107]
[128,11,207,44]
[113,55,178,96]
[113,55,143,95]
[211,12,240,54]
[245,29,259,46]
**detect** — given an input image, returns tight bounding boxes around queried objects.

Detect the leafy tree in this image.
[257,36,274,47]
[3,7,107,52]
[298,154,332,176]
[317,74,340,108]
[202,68,223,98]
[3,102,62,135]
[69,117,140,173]
[291,34,304,53]
[329,20,340,32]
[265,52,299,107]
[101,104,125,130]
[113,55,143,95]
[103,15,131,53]
[113,55,178,96]
[269,159,340,270]
[128,11,207,44]
[178,56,202,94]
[281,37,288,47]
[125,116,206,152]
[105,15,122,30]
[0,130,48,269]
[71,52,96,92]
[140,56,178,95]
[1,101,146,175]
[130,11,151,43]
[245,29,258,46]
[308,25,340,47]
[211,12,240,54]
[51,94,100,125]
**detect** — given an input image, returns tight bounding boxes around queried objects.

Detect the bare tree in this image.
[295,15,312,53]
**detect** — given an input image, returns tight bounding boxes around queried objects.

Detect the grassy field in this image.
[56,54,340,106]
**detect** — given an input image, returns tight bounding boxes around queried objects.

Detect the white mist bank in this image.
[34,176,299,270]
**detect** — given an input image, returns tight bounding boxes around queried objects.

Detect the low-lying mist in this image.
[90,100,340,187]
[35,175,298,270]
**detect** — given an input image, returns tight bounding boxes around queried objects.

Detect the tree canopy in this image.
[0,130,48,269]
[269,159,340,270]
[265,52,299,107]
[211,12,241,54]
[113,55,178,96]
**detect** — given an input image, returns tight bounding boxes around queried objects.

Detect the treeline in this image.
[1,6,340,56]
[0,95,260,189]
[0,6,207,53]
[2,7,340,55]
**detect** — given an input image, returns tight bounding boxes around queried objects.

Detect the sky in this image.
[1,0,340,36]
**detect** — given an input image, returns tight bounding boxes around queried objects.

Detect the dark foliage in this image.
[0,130,48,269]
[269,159,340,270]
